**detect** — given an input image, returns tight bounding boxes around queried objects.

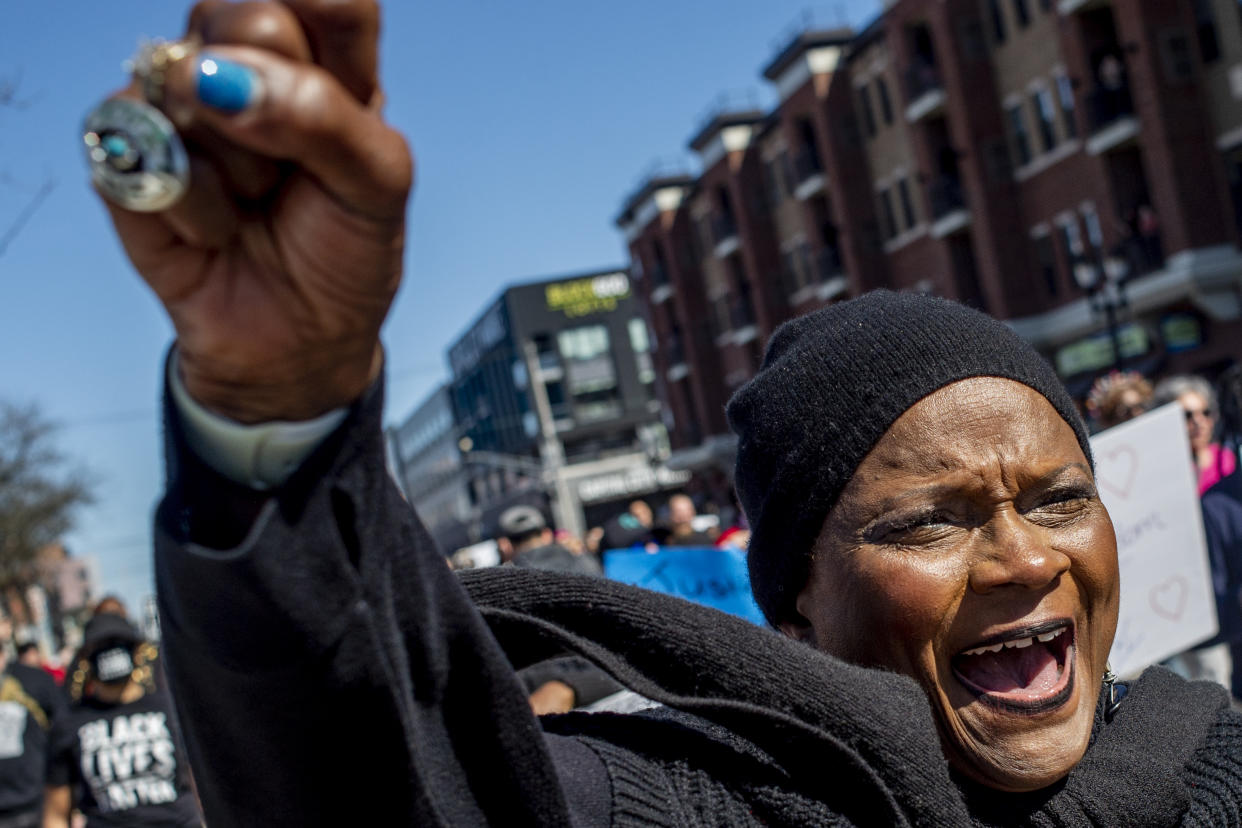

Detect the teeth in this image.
[961,628,1067,657]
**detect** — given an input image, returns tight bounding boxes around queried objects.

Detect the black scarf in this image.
[460,567,1231,827]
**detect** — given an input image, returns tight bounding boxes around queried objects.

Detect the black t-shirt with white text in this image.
[0,664,64,815]
[48,690,201,826]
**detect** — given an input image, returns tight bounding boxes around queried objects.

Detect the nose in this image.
[968,509,1071,594]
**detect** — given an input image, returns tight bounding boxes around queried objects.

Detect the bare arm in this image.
[41,785,71,828]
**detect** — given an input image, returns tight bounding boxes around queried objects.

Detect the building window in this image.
[1034,233,1058,296]
[1032,87,1057,152]
[988,0,1007,44]
[1193,0,1221,63]
[764,151,790,207]
[858,85,878,138]
[710,295,731,339]
[1055,73,1077,139]
[1059,218,1084,261]
[876,77,895,125]
[557,325,621,423]
[897,177,917,229]
[1007,102,1032,166]
[879,188,899,240]
[628,318,655,386]
[1082,205,1104,254]
[1013,0,1031,28]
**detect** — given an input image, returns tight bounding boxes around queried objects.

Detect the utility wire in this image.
[0,176,54,260]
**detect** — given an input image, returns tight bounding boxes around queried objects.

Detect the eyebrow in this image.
[870,461,1093,514]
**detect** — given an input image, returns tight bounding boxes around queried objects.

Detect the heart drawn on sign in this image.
[1149,576,1188,621]
[1096,445,1139,500]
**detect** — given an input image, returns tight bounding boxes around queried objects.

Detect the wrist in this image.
[177,341,383,424]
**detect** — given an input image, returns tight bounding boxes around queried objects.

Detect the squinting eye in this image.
[1029,487,1094,516]
[866,511,955,544]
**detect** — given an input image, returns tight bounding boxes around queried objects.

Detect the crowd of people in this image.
[1085,366,1242,698]
[0,599,201,826]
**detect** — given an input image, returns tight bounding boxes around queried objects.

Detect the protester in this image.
[87,3,1242,824]
[1217,364,1242,505]
[0,639,65,828]
[653,493,716,547]
[497,506,601,576]
[1085,370,1152,431]
[598,500,655,551]
[44,613,201,827]
[1154,374,1238,495]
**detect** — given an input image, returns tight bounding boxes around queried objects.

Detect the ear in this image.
[778,575,820,647]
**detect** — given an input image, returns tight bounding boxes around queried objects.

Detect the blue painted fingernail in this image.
[196,54,258,113]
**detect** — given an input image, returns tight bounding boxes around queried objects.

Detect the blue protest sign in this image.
[603,546,765,625]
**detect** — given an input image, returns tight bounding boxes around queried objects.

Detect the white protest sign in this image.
[1094,402,1216,677]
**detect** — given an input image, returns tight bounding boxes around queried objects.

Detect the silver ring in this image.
[83,98,189,212]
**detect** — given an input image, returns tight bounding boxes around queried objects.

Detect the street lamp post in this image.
[1072,250,1132,374]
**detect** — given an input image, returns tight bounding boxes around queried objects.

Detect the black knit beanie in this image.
[726,290,1092,627]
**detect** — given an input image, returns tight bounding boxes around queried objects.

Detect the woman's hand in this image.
[99,0,412,423]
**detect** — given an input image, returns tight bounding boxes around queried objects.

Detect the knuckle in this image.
[201,1,310,60]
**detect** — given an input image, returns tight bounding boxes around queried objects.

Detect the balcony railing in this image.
[1086,85,1135,133]
[929,176,967,220]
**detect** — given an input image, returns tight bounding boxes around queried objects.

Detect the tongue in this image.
[956,642,1062,696]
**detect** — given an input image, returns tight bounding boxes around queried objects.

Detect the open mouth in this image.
[951,620,1075,714]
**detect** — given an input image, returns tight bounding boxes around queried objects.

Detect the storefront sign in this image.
[1160,313,1203,354]
[575,464,690,504]
[1054,323,1148,376]
[545,272,631,318]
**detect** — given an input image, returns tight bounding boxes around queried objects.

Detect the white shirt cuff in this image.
[168,354,349,490]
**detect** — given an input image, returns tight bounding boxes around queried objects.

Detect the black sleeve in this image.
[154,364,600,827]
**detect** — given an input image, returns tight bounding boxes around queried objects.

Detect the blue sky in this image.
[1,0,878,611]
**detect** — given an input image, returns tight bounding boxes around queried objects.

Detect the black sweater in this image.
[154,375,1242,826]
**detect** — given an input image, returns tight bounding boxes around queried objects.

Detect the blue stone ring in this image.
[83,98,189,212]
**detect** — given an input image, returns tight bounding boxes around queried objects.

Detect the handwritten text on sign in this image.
[603,546,766,625]
[1093,403,1216,677]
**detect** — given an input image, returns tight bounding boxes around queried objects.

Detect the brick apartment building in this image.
[617,0,1242,472]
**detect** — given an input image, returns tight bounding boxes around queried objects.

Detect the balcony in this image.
[792,147,826,200]
[649,262,673,304]
[929,177,971,238]
[904,62,946,123]
[731,296,756,331]
[664,336,689,381]
[1057,0,1108,15]
[1085,86,1139,155]
[712,213,740,258]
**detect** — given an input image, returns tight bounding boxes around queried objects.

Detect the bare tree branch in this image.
[0,402,95,591]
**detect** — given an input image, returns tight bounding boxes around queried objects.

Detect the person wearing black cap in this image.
[85,7,1242,823]
[43,614,201,827]
[497,505,602,576]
